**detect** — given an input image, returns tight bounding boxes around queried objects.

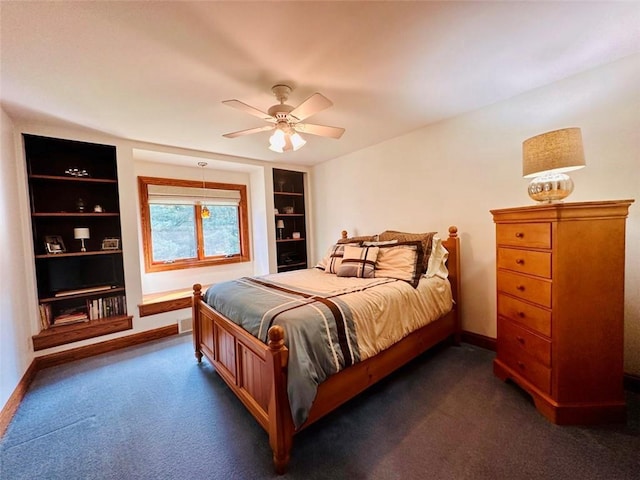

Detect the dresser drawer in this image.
[497,248,551,278]
[498,316,551,367]
[497,318,551,395]
[496,223,551,249]
[498,294,551,337]
[497,270,551,308]
[497,346,552,395]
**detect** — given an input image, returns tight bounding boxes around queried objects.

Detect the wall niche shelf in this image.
[32,316,133,351]
[24,134,131,350]
[273,169,308,273]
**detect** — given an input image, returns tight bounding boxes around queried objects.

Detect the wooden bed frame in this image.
[192,226,461,474]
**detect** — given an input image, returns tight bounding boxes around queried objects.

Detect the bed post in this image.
[447,226,462,345]
[266,325,293,475]
[192,283,203,363]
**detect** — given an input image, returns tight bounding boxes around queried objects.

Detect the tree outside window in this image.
[138,176,250,272]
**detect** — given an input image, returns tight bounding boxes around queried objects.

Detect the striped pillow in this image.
[337,245,380,278]
[319,243,356,274]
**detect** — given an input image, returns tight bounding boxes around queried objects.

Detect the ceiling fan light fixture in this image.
[222,84,344,151]
[290,132,306,151]
[268,122,306,153]
[269,128,286,152]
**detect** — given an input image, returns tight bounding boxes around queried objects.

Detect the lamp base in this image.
[528,172,574,203]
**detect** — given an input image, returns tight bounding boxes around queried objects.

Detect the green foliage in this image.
[150,205,196,260]
[150,204,240,261]
[203,205,240,256]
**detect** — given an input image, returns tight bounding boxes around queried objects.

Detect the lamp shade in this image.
[276,220,285,229]
[522,127,586,178]
[290,132,306,151]
[73,227,90,240]
[269,124,306,153]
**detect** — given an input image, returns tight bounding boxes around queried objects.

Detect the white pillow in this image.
[425,235,449,279]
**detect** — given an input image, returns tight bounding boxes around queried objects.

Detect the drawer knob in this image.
[516,258,525,265]
[517,361,525,369]
[516,336,525,344]
[515,232,524,238]
[518,311,526,318]
[516,285,525,291]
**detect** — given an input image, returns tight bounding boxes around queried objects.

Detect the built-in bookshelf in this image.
[273,168,307,272]
[24,134,132,350]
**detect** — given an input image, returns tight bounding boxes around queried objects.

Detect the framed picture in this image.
[101,237,120,250]
[45,235,66,254]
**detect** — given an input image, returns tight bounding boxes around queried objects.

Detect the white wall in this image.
[0,108,34,408]
[312,55,640,374]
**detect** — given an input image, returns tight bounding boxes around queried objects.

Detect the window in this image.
[138,176,250,272]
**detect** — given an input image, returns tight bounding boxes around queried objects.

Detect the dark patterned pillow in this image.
[337,245,380,278]
[337,234,378,244]
[377,230,436,273]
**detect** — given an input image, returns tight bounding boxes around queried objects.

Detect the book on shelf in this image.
[87,294,127,320]
[53,312,88,326]
[38,303,52,330]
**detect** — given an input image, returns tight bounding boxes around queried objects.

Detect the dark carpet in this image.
[1,334,638,479]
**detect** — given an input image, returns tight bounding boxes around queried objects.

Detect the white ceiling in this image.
[1,2,639,167]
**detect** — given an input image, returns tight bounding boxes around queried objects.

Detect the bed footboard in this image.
[193,284,294,473]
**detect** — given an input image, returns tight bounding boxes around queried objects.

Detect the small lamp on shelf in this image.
[276,220,285,240]
[74,227,90,252]
[522,127,586,203]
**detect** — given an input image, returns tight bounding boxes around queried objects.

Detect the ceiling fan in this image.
[222,84,345,152]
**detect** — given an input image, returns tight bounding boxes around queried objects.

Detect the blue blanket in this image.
[204,275,387,428]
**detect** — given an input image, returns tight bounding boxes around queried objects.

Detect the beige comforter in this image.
[261,268,453,361]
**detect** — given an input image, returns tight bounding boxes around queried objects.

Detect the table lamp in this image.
[522,127,586,203]
[74,227,90,252]
[276,220,285,240]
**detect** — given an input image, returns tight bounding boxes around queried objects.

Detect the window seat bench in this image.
[138,285,210,317]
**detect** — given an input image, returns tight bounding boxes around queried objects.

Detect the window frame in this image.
[138,176,251,273]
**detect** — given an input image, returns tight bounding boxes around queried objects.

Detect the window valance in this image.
[147,184,241,206]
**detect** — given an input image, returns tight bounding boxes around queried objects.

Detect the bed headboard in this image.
[339,226,460,306]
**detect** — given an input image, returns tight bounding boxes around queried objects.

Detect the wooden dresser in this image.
[491,199,634,424]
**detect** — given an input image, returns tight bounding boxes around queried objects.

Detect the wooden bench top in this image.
[138,285,210,317]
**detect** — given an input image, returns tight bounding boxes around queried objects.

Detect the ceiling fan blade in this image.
[289,93,333,121]
[222,100,274,122]
[223,125,275,138]
[294,123,345,139]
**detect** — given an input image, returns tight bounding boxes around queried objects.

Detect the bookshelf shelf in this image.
[32,315,133,351]
[24,134,130,350]
[273,169,308,273]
